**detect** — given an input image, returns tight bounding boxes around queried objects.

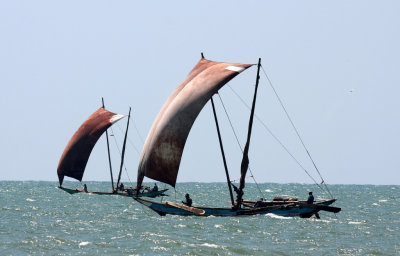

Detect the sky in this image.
[1,1,399,186]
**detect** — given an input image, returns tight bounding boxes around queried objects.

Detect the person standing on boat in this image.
[182,193,192,207]
[152,183,158,192]
[307,191,314,204]
[119,183,125,191]
[83,184,88,193]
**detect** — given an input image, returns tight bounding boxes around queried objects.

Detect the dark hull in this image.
[243,199,341,218]
[135,198,288,217]
[134,198,340,217]
[58,186,168,198]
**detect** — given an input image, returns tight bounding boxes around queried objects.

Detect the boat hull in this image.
[134,198,340,217]
[134,198,282,216]
[244,199,340,218]
[58,186,168,198]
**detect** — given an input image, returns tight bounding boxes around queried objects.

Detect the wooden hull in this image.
[134,198,340,217]
[243,199,340,218]
[58,186,168,198]
[134,198,282,216]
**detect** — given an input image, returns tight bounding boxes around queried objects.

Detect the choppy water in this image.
[1,181,399,255]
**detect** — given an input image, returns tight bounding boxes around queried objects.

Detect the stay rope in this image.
[227,85,325,193]
[216,93,265,199]
[112,114,146,186]
[260,65,333,198]
[115,124,141,156]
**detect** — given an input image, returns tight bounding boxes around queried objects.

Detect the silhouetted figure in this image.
[152,183,158,192]
[307,191,314,204]
[254,198,264,208]
[83,184,88,193]
[182,193,192,207]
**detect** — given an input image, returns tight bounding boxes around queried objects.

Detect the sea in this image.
[1,181,399,256]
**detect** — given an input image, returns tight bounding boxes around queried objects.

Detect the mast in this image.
[211,97,235,206]
[236,58,261,208]
[116,107,131,190]
[102,98,115,192]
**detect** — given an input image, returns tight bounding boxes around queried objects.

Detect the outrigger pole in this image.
[211,97,235,206]
[236,58,261,209]
[102,98,115,192]
[116,107,131,190]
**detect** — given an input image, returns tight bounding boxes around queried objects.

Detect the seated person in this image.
[254,198,264,208]
[182,193,192,207]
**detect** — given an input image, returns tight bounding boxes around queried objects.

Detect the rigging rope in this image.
[115,123,141,156]
[260,65,333,198]
[132,121,145,144]
[216,93,265,199]
[227,85,327,195]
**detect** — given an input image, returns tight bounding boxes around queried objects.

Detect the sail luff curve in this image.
[137,58,253,188]
[57,107,125,186]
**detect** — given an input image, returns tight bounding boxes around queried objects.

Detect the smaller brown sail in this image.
[57,107,125,186]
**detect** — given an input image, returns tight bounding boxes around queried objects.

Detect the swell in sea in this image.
[1,181,399,255]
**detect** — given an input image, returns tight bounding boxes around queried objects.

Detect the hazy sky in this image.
[1,1,399,185]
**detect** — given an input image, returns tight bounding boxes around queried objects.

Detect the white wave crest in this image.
[349,221,363,225]
[79,241,91,247]
[266,213,293,219]
[201,243,220,248]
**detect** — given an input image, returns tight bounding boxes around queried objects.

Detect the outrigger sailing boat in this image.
[57,99,168,198]
[134,55,341,217]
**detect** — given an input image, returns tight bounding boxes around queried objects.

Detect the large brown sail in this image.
[137,58,252,188]
[57,107,125,186]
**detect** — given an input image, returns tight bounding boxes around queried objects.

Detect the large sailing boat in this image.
[57,99,168,198]
[134,55,340,217]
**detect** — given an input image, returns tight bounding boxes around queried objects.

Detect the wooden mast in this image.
[116,107,131,190]
[211,97,235,206]
[102,98,115,192]
[236,58,261,208]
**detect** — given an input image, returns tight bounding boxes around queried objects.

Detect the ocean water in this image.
[0,181,399,255]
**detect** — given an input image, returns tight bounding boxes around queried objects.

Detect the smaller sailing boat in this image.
[57,99,168,198]
[134,55,340,217]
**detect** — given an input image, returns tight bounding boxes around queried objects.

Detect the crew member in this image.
[182,193,192,207]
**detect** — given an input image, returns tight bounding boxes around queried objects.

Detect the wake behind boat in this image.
[57,99,168,198]
[134,54,340,217]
